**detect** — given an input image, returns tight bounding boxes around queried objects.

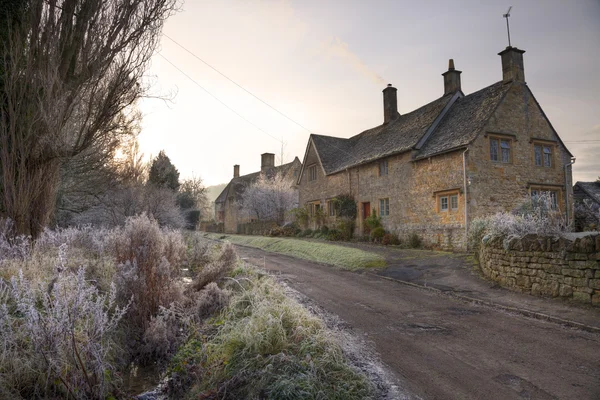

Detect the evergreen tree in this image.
[148,151,180,191]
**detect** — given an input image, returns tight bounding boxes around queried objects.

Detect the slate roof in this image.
[416,81,511,159]
[574,181,600,204]
[311,94,455,175]
[308,81,514,175]
[215,158,300,204]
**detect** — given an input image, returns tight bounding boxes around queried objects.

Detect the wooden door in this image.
[362,202,371,219]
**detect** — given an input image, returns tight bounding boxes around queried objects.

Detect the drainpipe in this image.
[564,157,576,226]
[462,148,469,247]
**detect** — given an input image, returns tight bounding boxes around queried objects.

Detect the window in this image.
[490,137,511,163]
[327,199,337,217]
[531,188,559,210]
[308,201,321,216]
[440,196,449,211]
[501,140,511,163]
[379,159,388,176]
[379,198,390,216]
[450,194,458,210]
[435,190,460,213]
[308,165,317,182]
[534,144,553,167]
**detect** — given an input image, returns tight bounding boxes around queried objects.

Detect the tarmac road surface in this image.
[234,245,600,400]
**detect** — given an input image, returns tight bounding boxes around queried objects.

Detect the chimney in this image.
[442,59,462,95]
[233,164,240,178]
[498,46,525,83]
[261,153,275,174]
[383,84,400,124]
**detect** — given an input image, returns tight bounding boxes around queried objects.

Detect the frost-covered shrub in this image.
[0,268,127,399]
[192,282,230,319]
[142,304,190,362]
[477,194,569,239]
[468,218,488,251]
[193,242,236,291]
[0,218,31,260]
[184,233,212,273]
[114,214,186,330]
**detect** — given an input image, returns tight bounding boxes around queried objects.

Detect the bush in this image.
[332,193,357,219]
[114,214,186,331]
[299,228,313,237]
[336,217,355,240]
[320,225,329,235]
[382,233,400,246]
[326,229,342,241]
[269,223,300,237]
[468,218,488,252]
[483,194,569,237]
[370,226,385,242]
[407,232,422,248]
[289,207,310,229]
[364,210,381,232]
[193,242,236,291]
[1,268,127,399]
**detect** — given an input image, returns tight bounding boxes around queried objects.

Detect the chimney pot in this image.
[233,164,240,178]
[261,153,275,174]
[382,84,400,124]
[442,59,462,95]
[498,46,525,83]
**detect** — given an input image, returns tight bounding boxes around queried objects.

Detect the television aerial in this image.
[503,6,513,47]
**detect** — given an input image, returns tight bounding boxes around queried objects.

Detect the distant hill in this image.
[205,183,227,203]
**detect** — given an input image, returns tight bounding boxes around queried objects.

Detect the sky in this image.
[138,0,600,187]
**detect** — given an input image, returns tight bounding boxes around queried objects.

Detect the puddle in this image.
[122,363,162,396]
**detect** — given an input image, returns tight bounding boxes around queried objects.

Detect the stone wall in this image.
[478,233,600,305]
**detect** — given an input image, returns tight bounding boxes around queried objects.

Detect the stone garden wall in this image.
[478,233,600,305]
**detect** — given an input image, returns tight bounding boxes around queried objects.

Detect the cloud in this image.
[323,36,386,85]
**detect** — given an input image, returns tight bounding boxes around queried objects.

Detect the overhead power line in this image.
[163,33,313,133]
[157,53,281,143]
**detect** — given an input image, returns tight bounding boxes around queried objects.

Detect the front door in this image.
[362,202,371,234]
[362,202,371,219]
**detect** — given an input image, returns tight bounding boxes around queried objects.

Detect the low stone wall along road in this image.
[232,244,600,400]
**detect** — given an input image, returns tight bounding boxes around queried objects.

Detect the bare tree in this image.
[240,172,298,225]
[0,0,178,237]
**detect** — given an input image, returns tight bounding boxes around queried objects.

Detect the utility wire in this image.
[158,53,282,143]
[158,47,363,165]
[163,33,313,133]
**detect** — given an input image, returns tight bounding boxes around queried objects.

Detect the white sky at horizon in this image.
[138,0,600,187]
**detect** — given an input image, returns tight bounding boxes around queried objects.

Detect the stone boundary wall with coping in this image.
[478,233,600,305]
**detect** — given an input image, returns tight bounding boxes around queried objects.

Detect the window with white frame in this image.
[450,194,458,210]
[440,196,449,211]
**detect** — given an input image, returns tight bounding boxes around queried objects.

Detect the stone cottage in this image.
[215,153,301,233]
[296,46,575,250]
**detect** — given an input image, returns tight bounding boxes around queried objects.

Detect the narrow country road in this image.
[234,245,600,400]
